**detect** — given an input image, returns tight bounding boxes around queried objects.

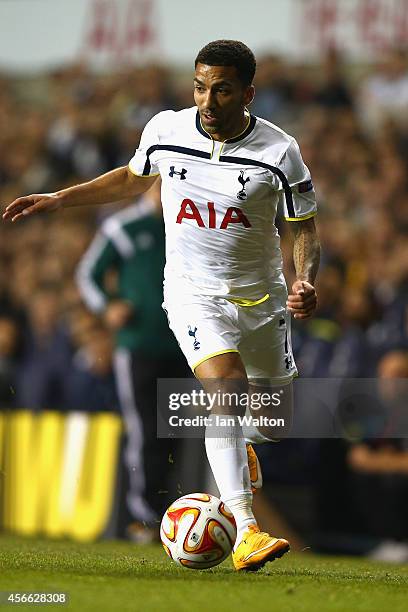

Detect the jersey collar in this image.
[195,109,256,144]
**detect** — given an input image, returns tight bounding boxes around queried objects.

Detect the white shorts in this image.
[163,294,297,384]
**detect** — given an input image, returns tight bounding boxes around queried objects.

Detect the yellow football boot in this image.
[232,524,290,571]
[246,443,262,494]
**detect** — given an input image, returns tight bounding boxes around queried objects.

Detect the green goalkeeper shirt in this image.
[76,200,179,356]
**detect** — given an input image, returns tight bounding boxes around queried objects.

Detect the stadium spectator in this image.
[358,48,408,133]
[316,350,408,558]
[0,316,20,407]
[64,325,118,414]
[251,54,293,124]
[15,284,72,411]
[346,350,408,561]
[314,48,354,110]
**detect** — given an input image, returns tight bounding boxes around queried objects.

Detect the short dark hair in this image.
[195,40,256,86]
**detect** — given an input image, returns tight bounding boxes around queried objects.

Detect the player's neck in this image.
[210,111,250,142]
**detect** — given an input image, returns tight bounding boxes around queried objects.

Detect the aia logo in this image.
[169,166,187,180]
[188,326,200,351]
[176,199,251,230]
[237,171,250,201]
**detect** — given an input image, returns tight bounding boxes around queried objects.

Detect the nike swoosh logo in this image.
[243,539,282,561]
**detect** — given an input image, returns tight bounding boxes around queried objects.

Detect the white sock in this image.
[226,494,257,550]
[242,406,271,444]
[205,415,257,549]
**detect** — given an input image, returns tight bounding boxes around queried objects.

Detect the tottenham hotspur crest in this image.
[188,326,200,351]
[237,170,250,201]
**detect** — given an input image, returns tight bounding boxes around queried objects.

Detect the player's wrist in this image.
[295,277,310,285]
[295,275,315,286]
[54,190,70,209]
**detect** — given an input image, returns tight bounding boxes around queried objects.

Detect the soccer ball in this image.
[160,492,237,569]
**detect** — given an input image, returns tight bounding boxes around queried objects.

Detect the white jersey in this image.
[128,106,316,307]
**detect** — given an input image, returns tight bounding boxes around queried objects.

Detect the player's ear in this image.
[243,85,255,106]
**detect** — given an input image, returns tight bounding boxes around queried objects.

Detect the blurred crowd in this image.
[1,46,408,553]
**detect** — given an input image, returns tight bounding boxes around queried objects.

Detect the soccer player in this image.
[3,40,320,571]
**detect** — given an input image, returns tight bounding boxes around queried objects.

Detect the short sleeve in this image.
[128,114,161,178]
[277,139,317,221]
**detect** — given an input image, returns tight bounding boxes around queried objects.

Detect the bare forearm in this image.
[292,219,320,284]
[3,165,157,222]
[57,166,153,208]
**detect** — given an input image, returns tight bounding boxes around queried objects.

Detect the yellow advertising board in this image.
[0,411,122,542]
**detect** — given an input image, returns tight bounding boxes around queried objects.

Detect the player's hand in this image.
[287,280,317,320]
[104,300,135,331]
[2,193,62,222]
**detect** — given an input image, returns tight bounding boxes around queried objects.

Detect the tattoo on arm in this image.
[291,218,320,284]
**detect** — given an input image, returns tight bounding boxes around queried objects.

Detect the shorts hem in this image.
[247,371,298,386]
[191,349,239,372]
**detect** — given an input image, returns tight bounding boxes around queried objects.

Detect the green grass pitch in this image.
[0,535,407,612]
